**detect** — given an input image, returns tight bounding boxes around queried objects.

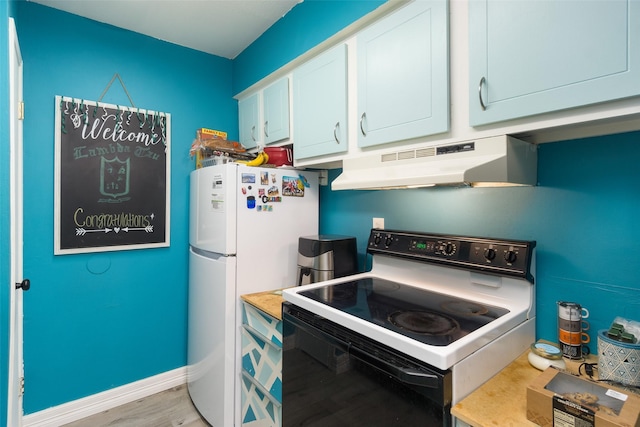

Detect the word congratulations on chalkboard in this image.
[54,96,171,254]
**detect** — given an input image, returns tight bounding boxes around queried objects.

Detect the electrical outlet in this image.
[373,217,384,229]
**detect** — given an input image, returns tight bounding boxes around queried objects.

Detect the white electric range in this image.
[282,229,536,426]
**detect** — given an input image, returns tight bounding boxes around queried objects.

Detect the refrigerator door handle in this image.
[191,246,232,259]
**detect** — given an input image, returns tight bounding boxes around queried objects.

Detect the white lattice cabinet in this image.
[241,302,283,427]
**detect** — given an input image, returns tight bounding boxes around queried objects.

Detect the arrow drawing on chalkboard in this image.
[122,226,154,233]
[76,226,154,236]
[76,228,113,236]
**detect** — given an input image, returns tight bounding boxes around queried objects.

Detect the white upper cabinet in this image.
[263,77,291,144]
[469,0,640,126]
[238,93,260,150]
[238,0,640,169]
[356,0,449,148]
[293,44,348,160]
[238,77,291,149]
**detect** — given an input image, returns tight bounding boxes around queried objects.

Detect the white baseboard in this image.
[23,367,187,427]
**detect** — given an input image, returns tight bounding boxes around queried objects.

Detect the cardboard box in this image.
[527,368,640,427]
[197,128,227,140]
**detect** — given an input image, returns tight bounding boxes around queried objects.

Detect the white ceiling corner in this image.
[28,0,302,59]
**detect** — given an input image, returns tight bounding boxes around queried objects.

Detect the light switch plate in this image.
[373,217,384,229]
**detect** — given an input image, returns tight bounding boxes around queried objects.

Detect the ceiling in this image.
[29,0,301,59]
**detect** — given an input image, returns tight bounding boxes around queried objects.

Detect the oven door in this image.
[283,303,452,427]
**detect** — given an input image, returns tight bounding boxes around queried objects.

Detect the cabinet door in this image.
[469,0,640,126]
[238,93,260,149]
[241,302,283,427]
[241,371,282,427]
[357,0,449,148]
[293,44,348,160]
[241,327,282,399]
[263,77,290,144]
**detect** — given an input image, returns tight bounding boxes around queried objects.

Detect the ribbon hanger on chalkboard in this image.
[59,98,90,133]
[98,73,136,107]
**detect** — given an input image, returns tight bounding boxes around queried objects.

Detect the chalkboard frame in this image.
[54,96,171,255]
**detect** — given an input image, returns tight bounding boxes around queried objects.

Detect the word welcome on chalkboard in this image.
[54,96,171,254]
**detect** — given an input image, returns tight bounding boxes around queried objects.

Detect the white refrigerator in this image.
[187,163,319,426]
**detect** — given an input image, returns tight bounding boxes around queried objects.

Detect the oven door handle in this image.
[348,346,440,389]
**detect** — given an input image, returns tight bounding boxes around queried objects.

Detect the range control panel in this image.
[367,229,535,283]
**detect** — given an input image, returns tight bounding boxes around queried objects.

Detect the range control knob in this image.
[385,236,394,247]
[484,248,496,261]
[443,242,456,256]
[504,250,518,264]
[373,234,382,245]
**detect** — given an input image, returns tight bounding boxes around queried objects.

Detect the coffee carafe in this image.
[296,235,358,286]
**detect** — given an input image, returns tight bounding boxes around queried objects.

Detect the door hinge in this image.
[18,101,24,120]
[19,377,24,397]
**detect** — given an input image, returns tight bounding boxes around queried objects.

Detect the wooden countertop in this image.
[452,350,598,426]
[240,289,287,320]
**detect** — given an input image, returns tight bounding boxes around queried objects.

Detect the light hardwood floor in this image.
[62,384,210,427]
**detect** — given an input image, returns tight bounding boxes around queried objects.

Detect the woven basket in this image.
[598,329,640,387]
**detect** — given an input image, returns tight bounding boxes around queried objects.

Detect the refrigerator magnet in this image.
[282,176,304,197]
[267,186,279,197]
[298,174,311,188]
[241,173,256,183]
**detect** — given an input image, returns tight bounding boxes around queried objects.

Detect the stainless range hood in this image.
[331,135,537,190]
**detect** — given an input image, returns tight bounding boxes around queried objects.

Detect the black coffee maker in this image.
[296,235,358,286]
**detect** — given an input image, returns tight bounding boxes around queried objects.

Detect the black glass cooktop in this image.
[299,277,510,346]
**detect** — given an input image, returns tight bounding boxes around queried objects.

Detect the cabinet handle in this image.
[359,112,367,136]
[478,77,487,111]
[251,125,256,142]
[264,121,269,138]
[333,122,340,144]
[242,324,282,352]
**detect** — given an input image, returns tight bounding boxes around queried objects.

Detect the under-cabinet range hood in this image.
[331,135,537,190]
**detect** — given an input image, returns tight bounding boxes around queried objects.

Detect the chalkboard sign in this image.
[54,96,171,254]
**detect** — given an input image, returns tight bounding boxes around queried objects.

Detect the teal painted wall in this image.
[236,0,640,358]
[318,131,640,351]
[15,2,237,413]
[3,0,640,421]
[1,0,390,418]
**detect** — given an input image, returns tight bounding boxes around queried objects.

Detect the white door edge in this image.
[8,16,25,427]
